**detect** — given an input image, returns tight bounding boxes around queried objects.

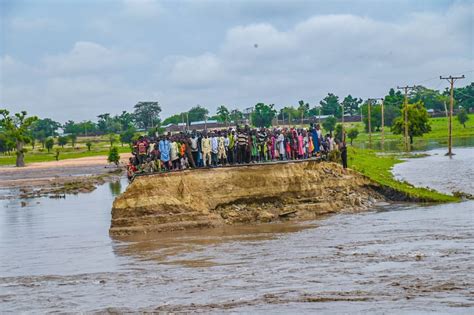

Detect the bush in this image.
[347,128,359,145]
[108,147,120,166]
[57,136,68,148]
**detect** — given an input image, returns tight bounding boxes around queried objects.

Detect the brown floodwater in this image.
[1,148,473,313]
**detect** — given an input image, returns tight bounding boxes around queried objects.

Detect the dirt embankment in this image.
[110,160,389,236]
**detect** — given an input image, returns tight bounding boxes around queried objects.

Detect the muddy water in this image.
[1,151,474,313]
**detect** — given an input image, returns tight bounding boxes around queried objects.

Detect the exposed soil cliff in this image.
[110,160,391,235]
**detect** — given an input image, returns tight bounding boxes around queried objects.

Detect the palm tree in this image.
[217,105,230,126]
[298,100,309,124]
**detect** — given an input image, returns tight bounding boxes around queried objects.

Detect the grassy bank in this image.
[348,147,459,202]
[0,136,130,166]
[344,114,474,145]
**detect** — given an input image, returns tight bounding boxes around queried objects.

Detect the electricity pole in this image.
[366,99,373,148]
[440,75,465,156]
[381,98,385,149]
[397,85,416,151]
[341,103,345,142]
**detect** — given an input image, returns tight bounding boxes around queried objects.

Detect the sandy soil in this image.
[0,153,131,188]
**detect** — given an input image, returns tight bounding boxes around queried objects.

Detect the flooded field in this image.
[393,147,474,196]
[1,149,473,313]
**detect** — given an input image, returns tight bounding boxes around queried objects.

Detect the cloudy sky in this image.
[1,0,473,122]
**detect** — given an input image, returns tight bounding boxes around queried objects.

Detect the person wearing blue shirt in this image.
[159,136,171,169]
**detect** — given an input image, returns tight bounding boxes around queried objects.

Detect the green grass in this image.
[0,136,130,166]
[348,147,459,203]
[344,114,474,145]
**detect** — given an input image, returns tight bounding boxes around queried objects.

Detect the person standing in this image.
[228,130,235,164]
[277,131,286,160]
[158,136,171,170]
[218,132,227,165]
[339,139,348,169]
[210,132,219,167]
[185,136,196,168]
[190,131,199,167]
[237,127,248,164]
[201,133,212,167]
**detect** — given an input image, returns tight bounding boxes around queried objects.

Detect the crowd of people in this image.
[127,123,347,179]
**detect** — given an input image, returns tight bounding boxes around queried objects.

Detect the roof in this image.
[190,120,218,125]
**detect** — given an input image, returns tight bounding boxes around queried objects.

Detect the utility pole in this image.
[397,85,416,151]
[440,75,465,156]
[367,99,375,148]
[381,98,385,149]
[341,103,345,142]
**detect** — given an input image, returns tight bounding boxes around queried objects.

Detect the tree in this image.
[347,128,359,145]
[35,130,48,148]
[97,113,111,134]
[361,100,382,132]
[230,109,244,124]
[77,120,98,136]
[86,141,92,151]
[453,82,474,111]
[216,105,230,124]
[57,136,68,148]
[133,102,161,130]
[391,101,431,144]
[457,107,469,128]
[0,110,38,167]
[108,133,118,147]
[279,106,299,124]
[69,133,77,148]
[298,100,310,123]
[63,120,78,134]
[187,105,209,123]
[320,93,341,118]
[251,103,277,127]
[45,137,54,153]
[410,86,445,111]
[30,118,61,146]
[117,110,135,130]
[108,147,120,166]
[162,114,182,126]
[120,127,137,146]
[322,116,337,134]
[0,132,15,154]
[334,124,343,142]
[341,95,363,116]
[384,88,404,108]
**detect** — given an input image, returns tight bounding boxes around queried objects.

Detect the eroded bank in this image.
[110,160,397,235]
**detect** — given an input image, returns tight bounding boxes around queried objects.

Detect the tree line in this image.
[1,83,472,166]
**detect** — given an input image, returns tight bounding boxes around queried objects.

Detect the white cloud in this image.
[1,2,473,121]
[169,53,223,88]
[161,2,473,114]
[42,41,145,75]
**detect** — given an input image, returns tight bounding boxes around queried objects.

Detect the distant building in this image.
[164,120,236,133]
